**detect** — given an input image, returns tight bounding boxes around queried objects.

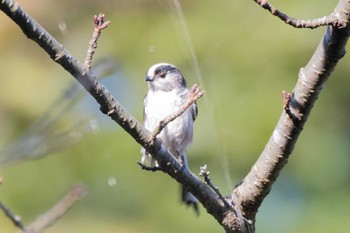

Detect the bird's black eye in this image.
[159,71,166,78]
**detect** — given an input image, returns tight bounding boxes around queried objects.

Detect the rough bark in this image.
[1,0,350,232]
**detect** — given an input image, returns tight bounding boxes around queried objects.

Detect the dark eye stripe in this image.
[155,65,177,75]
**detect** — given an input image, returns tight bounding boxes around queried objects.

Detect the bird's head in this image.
[145,63,187,92]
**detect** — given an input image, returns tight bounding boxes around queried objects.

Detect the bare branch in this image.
[0,59,115,167]
[85,13,110,69]
[151,84,204,141]
[199,165,251,233]
[1,179,86,233]
[199,165,231,210]
[0,177,28,232]
[17,183,87,233]
[0,202,28,232]
[199,165,238,216]
[235,0,350,220]
[253,0,347,29]
[0,1,229,231]
[3,0,350,232]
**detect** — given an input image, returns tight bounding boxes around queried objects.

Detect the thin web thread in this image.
[171,0,234,190]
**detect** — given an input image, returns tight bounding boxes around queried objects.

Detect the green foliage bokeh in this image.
[1,0,350,232]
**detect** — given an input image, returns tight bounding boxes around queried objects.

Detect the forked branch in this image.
[234,0,350,221]
[2,0,350,232]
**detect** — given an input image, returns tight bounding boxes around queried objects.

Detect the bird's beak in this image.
[145,76,153,82]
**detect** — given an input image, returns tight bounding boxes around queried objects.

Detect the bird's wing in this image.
[191,102,198,122]
[143,94,148,124]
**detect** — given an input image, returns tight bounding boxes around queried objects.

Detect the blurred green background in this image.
[1,0,350,232]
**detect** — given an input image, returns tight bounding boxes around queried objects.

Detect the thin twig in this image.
[17,183,87,233]
[151,84,204,141]
[200,165,252,232]
[0,201,28,232]
[84,13,110,69]
[253,0,346,29]
[199,165,238,215]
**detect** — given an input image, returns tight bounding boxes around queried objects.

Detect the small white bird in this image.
[141,63,198,212]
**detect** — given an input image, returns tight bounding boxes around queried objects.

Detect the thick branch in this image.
[4,0,350,232]
[0,0,231,230]
[235,0,350,220]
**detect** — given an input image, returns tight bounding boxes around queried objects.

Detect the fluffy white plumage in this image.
[141,63,196,164]
[140,63,198,212]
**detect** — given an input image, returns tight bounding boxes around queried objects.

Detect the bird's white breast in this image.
[145,89,180,123]
[144,89,194,157]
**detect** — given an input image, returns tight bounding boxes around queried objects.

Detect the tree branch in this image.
[1,181,86,233]
[0,202,28,232]
[0,177,28,232]
[17,183,87,233]
[85,13,110,69]
[0,0,230,231]
[253,0,347,29]
[2,0,350,232]
[235,0,350,220]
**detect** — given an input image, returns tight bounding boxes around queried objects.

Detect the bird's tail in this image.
[181,152,199,214]
[182,185,199,215]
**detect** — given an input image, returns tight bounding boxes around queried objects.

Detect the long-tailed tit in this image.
[140,63,198,212]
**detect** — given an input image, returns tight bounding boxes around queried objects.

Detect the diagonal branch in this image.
[253,0,347,29]
[3,0,350,232]
[0,201,28,232]
[1,183,86,233]
[18,184,87,233]
[235,0,350,220]
[0,0,230,230]
[199,165,253,233]
[0,177,28,232]
[17,183,87,233]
